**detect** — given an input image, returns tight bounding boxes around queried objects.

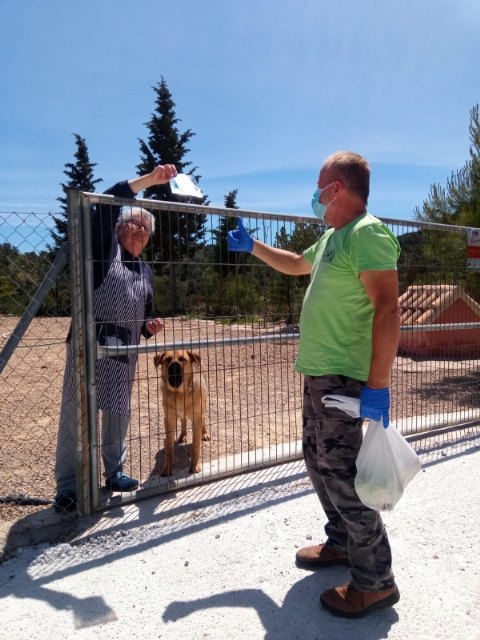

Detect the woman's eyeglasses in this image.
[127,219,153,236]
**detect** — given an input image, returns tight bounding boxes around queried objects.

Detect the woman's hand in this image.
[149,164,177,185]
[146,318,165,336]
[128,165,177,194]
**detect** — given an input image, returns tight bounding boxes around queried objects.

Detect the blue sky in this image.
[1,0,479,233]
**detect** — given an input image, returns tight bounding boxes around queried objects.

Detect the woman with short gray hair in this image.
[54,164,177,513]
[117,206,156,235]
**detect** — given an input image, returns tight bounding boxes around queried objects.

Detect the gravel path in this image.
[2,316,479,522]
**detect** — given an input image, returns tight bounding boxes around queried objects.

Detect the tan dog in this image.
[153,350,209,476]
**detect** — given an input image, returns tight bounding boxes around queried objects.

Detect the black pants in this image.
[302,374,395,591]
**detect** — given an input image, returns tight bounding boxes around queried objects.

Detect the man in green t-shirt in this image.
[228,151,401,618]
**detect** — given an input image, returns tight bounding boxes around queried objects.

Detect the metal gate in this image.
[67,191,480,514]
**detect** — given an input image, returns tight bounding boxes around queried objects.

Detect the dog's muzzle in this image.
[167,361,183,388]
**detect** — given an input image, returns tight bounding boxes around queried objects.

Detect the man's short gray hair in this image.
[116,206,156,234]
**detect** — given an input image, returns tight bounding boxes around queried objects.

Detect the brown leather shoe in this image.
[320,582,400,618]
[295,543,350,569]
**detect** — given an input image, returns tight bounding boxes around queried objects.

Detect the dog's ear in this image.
[153,352,166,368]
[187,351,201,366]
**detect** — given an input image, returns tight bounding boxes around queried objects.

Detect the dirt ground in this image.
[1,316,479,523]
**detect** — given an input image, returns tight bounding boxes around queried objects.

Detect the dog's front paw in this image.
[188,463,201,474]
[201,432,211,442]
[160,465,173,477]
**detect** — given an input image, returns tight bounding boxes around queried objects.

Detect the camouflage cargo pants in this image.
[302,374,395,591]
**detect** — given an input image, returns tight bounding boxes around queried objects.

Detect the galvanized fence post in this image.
[67,188,91,517]
[80,192,101,512]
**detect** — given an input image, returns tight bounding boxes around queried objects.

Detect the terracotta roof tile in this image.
[399,285,480,325]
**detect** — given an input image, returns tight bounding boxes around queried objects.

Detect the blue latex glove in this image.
[227,217,254,253]
[360,386,390,428]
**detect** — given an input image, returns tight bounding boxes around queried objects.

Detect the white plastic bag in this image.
[355,418,422,510]
[322,394,422,511]
[322,394,361,418]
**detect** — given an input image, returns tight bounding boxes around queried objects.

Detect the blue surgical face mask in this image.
[311,183,336,220]
[311,189,326,220]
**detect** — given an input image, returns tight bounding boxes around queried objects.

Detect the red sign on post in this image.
[467,229,480,270]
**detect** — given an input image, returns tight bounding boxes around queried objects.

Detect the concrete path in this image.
[1,436,479,640]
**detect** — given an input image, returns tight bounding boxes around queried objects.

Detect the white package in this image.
[169,173,204,199]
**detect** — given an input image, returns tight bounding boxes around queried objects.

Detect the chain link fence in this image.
[1,199,480,522]
[1,210,72,521]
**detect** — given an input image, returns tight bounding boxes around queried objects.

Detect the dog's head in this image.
[153,350,202,392]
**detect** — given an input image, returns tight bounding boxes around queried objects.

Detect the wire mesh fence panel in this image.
[1,210,71,521]
[120,321,304,492]
[386,218,480,437]
[1,199,479,521]
[78,196,314,511]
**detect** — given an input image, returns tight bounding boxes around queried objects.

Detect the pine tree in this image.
[415,104,480,227]
[137,78,207,262]
[51,133,102,249]
[414,104,480,301]
[224,189,239,210]
[47,134,101,315]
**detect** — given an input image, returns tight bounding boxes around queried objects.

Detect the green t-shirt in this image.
[295,212,400,380]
